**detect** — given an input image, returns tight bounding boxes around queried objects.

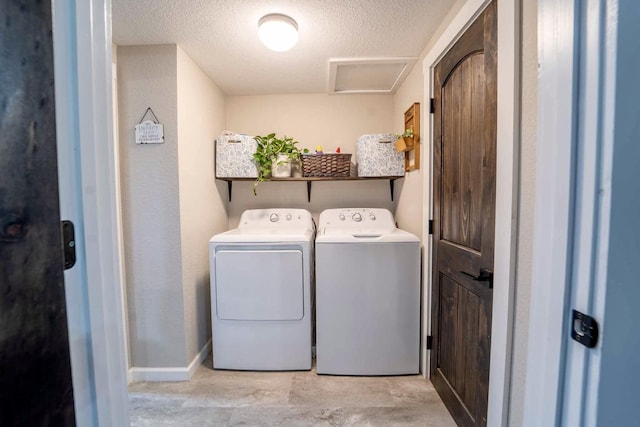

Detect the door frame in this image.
[60,0,522,422]
[421,0,520,425]
[53,0,129,424]
[524,0,640,425]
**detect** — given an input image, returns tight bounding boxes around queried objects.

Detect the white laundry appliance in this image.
[315,208,420,375]
[209,208,314,371]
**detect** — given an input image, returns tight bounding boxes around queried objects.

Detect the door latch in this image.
[571,310,599,348]
[61,220,76,270]
[460,268,493,289]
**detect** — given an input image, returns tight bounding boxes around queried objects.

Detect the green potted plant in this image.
[252,133,302,195]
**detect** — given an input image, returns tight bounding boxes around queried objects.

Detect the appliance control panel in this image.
[318,208,395,231]
[239,209,314,232]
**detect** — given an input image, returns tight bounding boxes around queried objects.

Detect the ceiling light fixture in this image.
[258,14,298,52]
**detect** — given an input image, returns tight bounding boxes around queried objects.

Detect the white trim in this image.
[420,75,433,377]
[561,0,604,423]
[74,0,130,424]
[522,0,579,425]
[328,57,418,94]
[422,0,490,69]
[53,0,129,424]
[112,59,131,382]
[525,1,632,425]
[421,0,520,425]
[53,1,97,424]
[129,340,212,382]
[491,1,521,425]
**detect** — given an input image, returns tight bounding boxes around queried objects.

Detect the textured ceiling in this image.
[112,0,456,96]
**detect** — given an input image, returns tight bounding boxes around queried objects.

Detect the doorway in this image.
[51,0,523,423]
[421,0,520,425]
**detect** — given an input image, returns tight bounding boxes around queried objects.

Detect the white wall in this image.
[176,46,227,362]
[118,44,228,370]
[225,94,396,226]
[392,71,424,240]
[118,44,186,367]
[392,0,466,240]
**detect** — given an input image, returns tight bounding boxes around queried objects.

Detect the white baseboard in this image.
[188,339,212,378]
[128,339,211,382]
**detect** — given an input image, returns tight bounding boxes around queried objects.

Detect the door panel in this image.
[430,2,497,426]
[442,54,485,251]
[437,274,485,418]
[0,1,76,425]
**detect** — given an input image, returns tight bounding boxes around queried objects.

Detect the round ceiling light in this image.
[257,14,299,52]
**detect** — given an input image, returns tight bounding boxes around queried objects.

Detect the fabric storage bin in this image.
[215,133,258,178]
[356,134,405,177]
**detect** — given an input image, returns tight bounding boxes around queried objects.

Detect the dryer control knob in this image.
[285,214,292,221]
[269,213,280,222]
[338,214,346,221]
[352,213,363,222]
[369,213,376,221]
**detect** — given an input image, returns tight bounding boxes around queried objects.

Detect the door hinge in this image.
[428,219,433,235]
[61,220,76,270]
[571,310,599,348]
[429,98,435,114]
[426,335,433,350]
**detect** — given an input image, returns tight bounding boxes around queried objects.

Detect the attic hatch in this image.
[328,58,418,94]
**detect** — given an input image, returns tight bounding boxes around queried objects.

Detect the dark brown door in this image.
[430,2,497,426]
[0,1,76,425]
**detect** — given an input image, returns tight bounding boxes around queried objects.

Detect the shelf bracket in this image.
[306,181,312,203]
[390,179,396,201]
[227,180,232,202]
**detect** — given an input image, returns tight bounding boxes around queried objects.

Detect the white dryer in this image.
[209,209,314,371]
[315,208,420,375]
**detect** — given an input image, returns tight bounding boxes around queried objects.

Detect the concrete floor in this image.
[129,354,456,426]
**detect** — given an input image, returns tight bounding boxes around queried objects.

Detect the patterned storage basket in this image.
[301,153,352,177]
[215,133,258,178]
[356,134,405,177]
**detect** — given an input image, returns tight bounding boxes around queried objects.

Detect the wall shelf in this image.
[217,176,404,203]
[403,102,420,171]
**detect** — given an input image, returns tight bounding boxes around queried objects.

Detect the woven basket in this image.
[301,153,352,177]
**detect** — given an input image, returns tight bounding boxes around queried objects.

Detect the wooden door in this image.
[0,1,76,425]
[430,2,497,426]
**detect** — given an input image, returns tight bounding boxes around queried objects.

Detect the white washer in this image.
[315,208,420,375]
[209,208,314,371]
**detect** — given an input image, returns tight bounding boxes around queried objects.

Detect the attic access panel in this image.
[328,58,418,94]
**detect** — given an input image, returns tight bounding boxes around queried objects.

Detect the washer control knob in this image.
[285,214,292,221]
[352,213,363,222]
[369,213,376,221]
[338,214,346,221]
[269,213,280,222]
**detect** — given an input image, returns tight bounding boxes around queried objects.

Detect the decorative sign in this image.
[135,107,164,144]
[135,120,164,144]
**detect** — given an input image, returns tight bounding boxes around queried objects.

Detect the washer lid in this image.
[315,227,419,243]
